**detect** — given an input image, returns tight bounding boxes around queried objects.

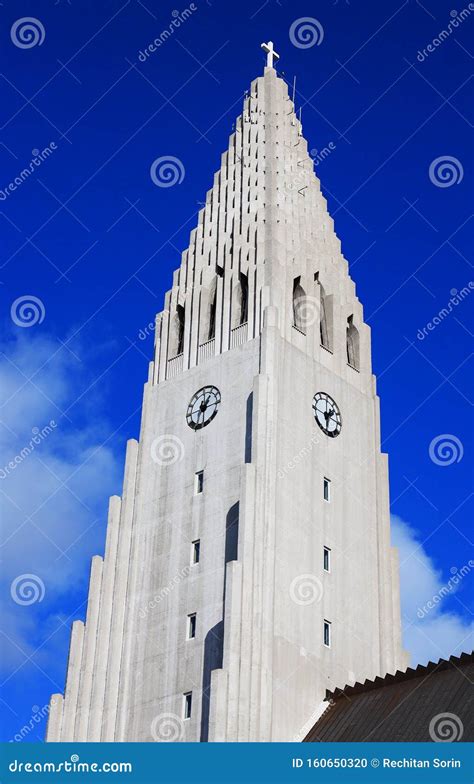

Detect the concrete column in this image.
[60,621,84,741]
[101,440,138,740]
[75,555,103,740]
[222,560,243,740]
[208,670,228,742]
[87,495,121,740]
[45,694,63,742]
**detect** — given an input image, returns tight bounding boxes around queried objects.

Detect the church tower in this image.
[46,45,407,743]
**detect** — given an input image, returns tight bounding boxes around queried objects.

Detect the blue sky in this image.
[0,0,472,742]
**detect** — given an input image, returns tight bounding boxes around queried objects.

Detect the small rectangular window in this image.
[323,477,331,502]
[324,620,331,648]
[183,692,192,719]
[191,539,200,565]
[187,613,196,639]
[323,547,331,573]
[195,471,204,495]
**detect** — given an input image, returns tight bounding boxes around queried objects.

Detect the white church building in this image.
[46,44,408,743]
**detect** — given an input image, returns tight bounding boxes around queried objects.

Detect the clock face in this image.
[186,386,221,430]
[313,392,342,438]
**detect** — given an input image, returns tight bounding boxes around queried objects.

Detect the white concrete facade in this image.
[46,64,408,743]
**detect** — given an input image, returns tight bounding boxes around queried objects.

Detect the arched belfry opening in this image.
[346,315,360,370]
[170,303,185,357]
[315,274,331,350]
[208,284,217,340]
[200,278,218,344]
[293,276,307,334]
[240,273,249,325]
[231,273,249,329]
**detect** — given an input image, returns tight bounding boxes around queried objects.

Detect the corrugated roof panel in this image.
[303,652,473,742]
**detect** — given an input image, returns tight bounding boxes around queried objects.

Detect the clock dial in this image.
[312,392,342,438]
[186,386,221,430]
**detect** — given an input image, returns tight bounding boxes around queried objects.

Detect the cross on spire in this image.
[261,41,280,68]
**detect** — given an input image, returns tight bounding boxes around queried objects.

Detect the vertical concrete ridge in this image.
[60,620,84,741]
[74,555,103,740]
[221,560,243,740]
[87,494,122,740]
[102,439,139,740]
[45,693,63,742]
[253,324,279,740]
[236,463,257,740]
[208,669,229,742]
[390,546,409,671]
[114,432,145,742]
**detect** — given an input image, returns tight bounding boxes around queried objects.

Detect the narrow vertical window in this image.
[176,304,185,355]
[191,540,200,565]
[323,547,331,573]
[293,277,307,333]
[240,272,249,324]
[231,273,248,329]
[315,274,332,350]
[187,613,196,639]
[346,315,360,370]
[323,477,331,502]
[320,286,329,348]
[208,285,217,340]
[323,620,331,648]
[170,303,185,358]
[208,277,218,341]
[195,470,204,495]
[183,692,192,719]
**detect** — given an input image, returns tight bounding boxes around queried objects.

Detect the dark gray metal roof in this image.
[303,651,473,742]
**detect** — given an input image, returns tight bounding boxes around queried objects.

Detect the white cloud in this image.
[391,515,474,667]
[0,332,122,673]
